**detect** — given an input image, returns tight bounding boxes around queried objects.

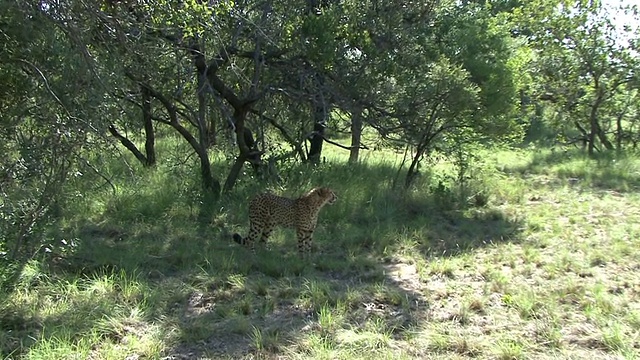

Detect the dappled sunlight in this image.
[3,0,640,355]
[3,146,640,359]
[499,148,640,192]
[0,269,171,358]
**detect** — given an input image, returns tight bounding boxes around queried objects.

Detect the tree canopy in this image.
[1,0,639,259]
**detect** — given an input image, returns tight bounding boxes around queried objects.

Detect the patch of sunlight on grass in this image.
[492,337,528,360]
[502,289,547,320]
[335,327,392,352]
[317,302,346,335]
[25,333,94,359]
[298,279,335,311]
[250,325,281,353]
[600,321,631,355]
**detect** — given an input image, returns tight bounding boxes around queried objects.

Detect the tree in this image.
[0,1,111,260]
[517,0,640,154]
[99,1,226,194]
[357,1,521,187]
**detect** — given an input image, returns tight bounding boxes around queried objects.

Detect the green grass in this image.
[2,145,640,359]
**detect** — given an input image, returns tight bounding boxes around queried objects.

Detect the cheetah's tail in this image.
[232,233,244,244]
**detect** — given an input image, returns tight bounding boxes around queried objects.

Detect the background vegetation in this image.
[1,0,639,358]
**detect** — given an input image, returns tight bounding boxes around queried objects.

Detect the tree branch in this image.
[306,131,369,151]
[107,125,149,166]
[248,109,306,159]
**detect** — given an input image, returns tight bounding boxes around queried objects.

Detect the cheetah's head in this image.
[313,187,337,205]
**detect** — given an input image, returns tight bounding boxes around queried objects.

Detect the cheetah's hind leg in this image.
[260,224,274,244]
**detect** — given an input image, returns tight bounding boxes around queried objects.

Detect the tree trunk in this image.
[142,87,156,166]
[587,78,614,154]
[197,72,211,149]
[587,116,596,156]
[405,105,443,187]
[223,107,260,193]
[349,105,363,163]
[573,120,588,150]
[223,153,247,193]
[199,149,219,193]
[616,113,623,151]
[190,40,212,149]
[405,154,421,188]
[405,140,429,189]
[587,86,604,156]
[208,102,217,146]
[169,119,220,195]
[595,120,614,151]
[615,95,631,152]
[139,79,221,197]
[108,86,156,167]
[308,103,326,164]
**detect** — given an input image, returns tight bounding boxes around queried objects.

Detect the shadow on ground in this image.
[0,160,525,359]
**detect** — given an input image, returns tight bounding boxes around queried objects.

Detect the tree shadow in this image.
[2,159,526,358]
[157,161,525,358]
[160,210,523,358]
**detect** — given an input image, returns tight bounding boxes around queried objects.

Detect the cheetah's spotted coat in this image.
[233,187,337,255]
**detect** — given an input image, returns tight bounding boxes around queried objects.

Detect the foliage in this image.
[0,2,108,265]
[515,0,640,152]
[366,1,523,187]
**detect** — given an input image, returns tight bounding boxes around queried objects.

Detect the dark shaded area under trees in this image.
[1,0,639,268]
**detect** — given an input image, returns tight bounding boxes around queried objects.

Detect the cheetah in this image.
[232,187,337,255]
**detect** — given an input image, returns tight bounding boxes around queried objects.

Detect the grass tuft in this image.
[493,337,527,360]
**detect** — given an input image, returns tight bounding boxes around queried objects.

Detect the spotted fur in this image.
[233,187,337,255]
